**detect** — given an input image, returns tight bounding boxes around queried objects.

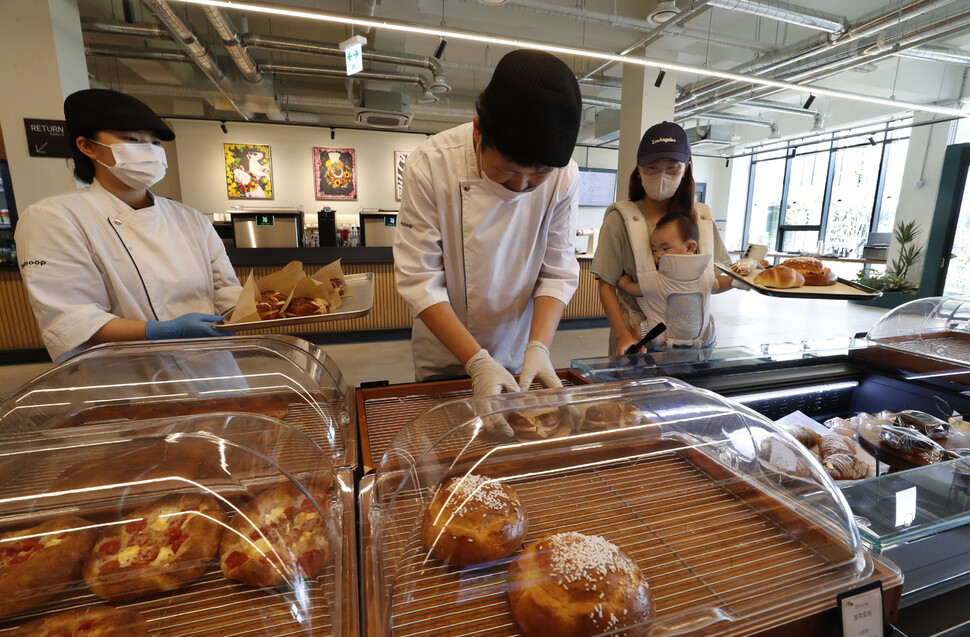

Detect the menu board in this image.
[578,168,618,207]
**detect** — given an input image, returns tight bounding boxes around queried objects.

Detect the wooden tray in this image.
[717,264,882,300]
[361,435,902,636]
[355,370,589,473]
[215,273,374,332]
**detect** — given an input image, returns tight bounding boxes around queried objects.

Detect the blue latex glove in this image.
[145,313,230,340]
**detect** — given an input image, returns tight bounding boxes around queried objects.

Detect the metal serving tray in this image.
[215,273,374,332]
[717,264,882,300]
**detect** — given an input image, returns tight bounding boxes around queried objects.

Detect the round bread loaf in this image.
[421,475,527,567]
[284,297,331,317]
[509,532,653,637]
[753,266,804,289]
[780,257,837,286]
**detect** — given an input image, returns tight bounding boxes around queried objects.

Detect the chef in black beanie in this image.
[394,49,583,401]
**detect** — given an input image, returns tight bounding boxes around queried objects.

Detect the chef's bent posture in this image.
[16,89,241,363]
[394,50,582,396]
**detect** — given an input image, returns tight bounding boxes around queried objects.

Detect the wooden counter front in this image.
[0,256,603,351]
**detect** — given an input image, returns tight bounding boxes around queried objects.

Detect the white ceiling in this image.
[79,0,970,152]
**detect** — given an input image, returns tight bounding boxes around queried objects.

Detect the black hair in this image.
[655,212,700,247]
[627,162,697,221]
[68,128,101,184]
[476,98,545,168]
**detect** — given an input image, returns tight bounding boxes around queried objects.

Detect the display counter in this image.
[0,248,606,353]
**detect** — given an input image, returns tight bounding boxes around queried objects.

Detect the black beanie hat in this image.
[476,50,582,168]
[64,88,175,141]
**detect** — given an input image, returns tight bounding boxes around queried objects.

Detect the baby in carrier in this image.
[618,213,720,350]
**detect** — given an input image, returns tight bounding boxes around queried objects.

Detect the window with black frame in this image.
[740,119,910,258]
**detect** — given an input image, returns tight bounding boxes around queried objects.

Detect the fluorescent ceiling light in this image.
[168,0,970,120]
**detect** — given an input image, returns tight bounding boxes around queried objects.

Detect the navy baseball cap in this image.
[637,121,690,165]
[64,89,175,141]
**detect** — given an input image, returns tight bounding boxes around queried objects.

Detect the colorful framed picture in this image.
[224,143,273,199]
[313,147,358,200]
[394,150,411,201]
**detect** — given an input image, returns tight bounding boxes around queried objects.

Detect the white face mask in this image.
[93,141,168,189]
[476,143,539,203]
[641,171,683,201]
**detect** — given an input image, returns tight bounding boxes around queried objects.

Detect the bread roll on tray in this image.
[780,257,837,286]
[753,266,804,289]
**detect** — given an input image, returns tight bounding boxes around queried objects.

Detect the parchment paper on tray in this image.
[311,259,354,297]
[287,274,341,314]
[226,261,306,324]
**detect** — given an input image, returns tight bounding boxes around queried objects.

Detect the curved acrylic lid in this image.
[867,295,970,365]
[0,413,344,635]
[368,378,877,636]
[0,335,356,469]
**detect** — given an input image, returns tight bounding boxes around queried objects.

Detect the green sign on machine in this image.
[256,214,275,227]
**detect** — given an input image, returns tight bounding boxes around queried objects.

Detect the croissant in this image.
[823,453,868,480]
[786,424,821,449]
[753,266,804,289]
[819,434,855,459]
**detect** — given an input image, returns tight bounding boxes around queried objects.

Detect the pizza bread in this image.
[0,516,98,618]
[220,481,332,587]
[8,605,148,637]
[84,493,226,601]
[421,474,527,567]
[509,532,653,637]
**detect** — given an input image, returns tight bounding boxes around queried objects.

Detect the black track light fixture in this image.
[654,69,666,89]
[803,94,816,110]
[330,127,336,140]
[220,120,228,134]
[867,136,876,146]
[433,38,447,59]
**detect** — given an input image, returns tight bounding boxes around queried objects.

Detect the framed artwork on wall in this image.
[224,143,273,199]
[394,150,410,201]
[313,147,358,200]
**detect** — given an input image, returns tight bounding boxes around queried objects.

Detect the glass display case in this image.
[865,295,970,367]
[361,378,901,636]
[0,413,353,636]
[0,335,356,470]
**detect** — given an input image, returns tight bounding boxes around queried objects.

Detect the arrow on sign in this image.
[34,142,48,154]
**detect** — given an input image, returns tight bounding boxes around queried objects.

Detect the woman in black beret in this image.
[15,89,241,362]
[393,49,582,398]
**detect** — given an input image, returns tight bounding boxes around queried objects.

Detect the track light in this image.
[867,136,876,146]
[724,158,730,168]
[330,127,335,140]
[220,121,228,134]
[803,94,816,110]
[433,38,447,59]
[654,69,666,89]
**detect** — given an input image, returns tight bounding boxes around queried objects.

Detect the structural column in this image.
[0,0,88,208]
[617,61,677,199]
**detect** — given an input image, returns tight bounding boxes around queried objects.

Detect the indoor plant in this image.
[855,219,923,294]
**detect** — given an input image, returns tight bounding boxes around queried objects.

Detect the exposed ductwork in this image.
[260,63,439,102]
[139,0,250,120]
[707,0,846,34]
[241,33,449,93]
[691,113,776,128]
[740,99,822,118]
[893,44,970,66]
[201,6,261,83]
[81,20,169,38]
[85,44,190,63]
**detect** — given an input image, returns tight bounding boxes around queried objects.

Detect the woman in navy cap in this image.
[394,49,582,396]
[15,89,241,362]
[591,121,734,356]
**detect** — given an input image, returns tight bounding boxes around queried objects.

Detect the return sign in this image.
[24,119,72,158]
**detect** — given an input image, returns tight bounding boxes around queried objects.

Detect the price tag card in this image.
[838,580,884,637]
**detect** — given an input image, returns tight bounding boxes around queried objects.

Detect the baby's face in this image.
[651,223,695,265]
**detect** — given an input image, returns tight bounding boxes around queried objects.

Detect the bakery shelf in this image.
[362,378,901,636]
[0,335,357,471]
[0,413,355,636]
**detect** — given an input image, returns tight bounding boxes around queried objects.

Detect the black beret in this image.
[477,50,582,168]
[64,89,175,141]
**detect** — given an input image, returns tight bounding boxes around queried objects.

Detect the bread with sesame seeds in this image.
[421,474,528,567]
[508,532,653,637]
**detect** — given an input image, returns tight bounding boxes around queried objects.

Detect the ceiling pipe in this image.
[81,20,170,38]
[241,33,449,93]
[201,6,262,83]
[260,63,436,97]
[688,113,776,128]
[678,0,963,109]
[740,99,822,118]
[678,6,970,119]
[86,44,191,63]
[707,0,846,34]
[894,44,970,66]
[139,0,250,120]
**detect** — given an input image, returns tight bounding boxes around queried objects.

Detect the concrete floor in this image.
[0,290,887,398]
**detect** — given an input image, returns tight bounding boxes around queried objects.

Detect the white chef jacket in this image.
[15,180,242,362]
[393,123,580,381]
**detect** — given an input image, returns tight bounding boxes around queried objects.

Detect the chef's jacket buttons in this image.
[463,184,470,192]
[112,219,122,226]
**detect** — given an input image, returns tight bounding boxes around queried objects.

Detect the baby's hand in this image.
[617,274,642,297]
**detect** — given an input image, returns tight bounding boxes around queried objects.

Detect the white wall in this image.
[169,119,425,227]
[692,156,733,223]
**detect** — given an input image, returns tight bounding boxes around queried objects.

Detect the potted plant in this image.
[854,219,924,307]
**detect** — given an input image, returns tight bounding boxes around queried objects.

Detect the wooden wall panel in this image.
[1,261,605,352]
